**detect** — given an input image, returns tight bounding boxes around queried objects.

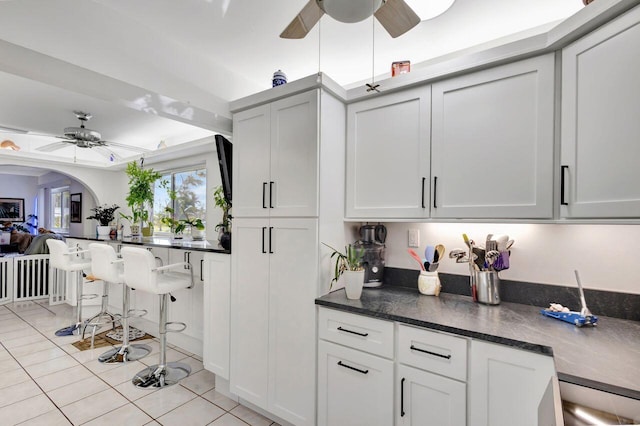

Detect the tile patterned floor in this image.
[0,301,281,426]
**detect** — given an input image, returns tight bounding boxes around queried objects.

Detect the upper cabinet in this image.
[560,6,640,218]
[233,90,319,218]
[431,54,555,219]
[346,87,431,219]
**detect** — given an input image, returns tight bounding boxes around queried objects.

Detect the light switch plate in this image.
[408,229,420,248]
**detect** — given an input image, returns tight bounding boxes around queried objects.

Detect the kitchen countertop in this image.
[68,235,230,254]
[316,286,640,400]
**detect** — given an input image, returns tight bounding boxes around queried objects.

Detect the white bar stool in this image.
[121,246,194,388]
[88,243,151,363]
[47,239,94,336]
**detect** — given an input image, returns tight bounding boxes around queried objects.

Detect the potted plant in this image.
[213,185,231,249]
[124,161,165,238]
[179,217,205,240]
[323,243,365,299]
[86,204,119,236]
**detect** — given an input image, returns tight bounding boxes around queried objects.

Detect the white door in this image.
[468,340,556,426]
[560,7,640,218]
[267,218,318,426]
[233,105,271,217]
[270,90,319,217]
[203,252,231,379]
[317,340,394,426]
[396,364,466,426]
[230,218,270,407]
[431,55,555,219]
[346,86,431,219]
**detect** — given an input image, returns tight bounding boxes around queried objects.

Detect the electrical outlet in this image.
[408,229,420,248]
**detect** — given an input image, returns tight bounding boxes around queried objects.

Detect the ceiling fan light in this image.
[405,0,455,21]
[318,0,383,23]
[63,126,102,142]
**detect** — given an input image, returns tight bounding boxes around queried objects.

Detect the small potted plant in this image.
[213,185,231,249]
[323,243,365,299]
[124,161,165,238]
[87,204,119,236]
[180,217,205,240]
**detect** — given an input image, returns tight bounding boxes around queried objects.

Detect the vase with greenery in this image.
[213,185,232,249]
[322,243,365,299]
[124,161,165,237]
[87,204,119,236]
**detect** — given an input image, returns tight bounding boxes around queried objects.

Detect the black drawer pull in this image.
[269,181,274,209]
[261,227,267,254]
[262,182,267,209]
[421,177,426,208]
[400,377,406,417]
[560,165,569,206]
[337,361,369,375]
[410,345,451,359]
[433,176,438,209]
[337,326,368,337]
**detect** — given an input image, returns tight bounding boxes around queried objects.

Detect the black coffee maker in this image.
[354,224,386,288]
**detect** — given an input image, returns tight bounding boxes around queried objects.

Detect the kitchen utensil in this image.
[462,234,470,248]
[540,269,598,326]
[407,248,425,271]
[428,262,439,272]
[425,245,435,263]
[574,270,593,319]
[434,244,445,263]
[484,250,500,269]
[472,247,485,270]
[493,234,509,251]
[506,239,515,250]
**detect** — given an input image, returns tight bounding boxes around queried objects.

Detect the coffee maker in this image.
[354,224,386,288]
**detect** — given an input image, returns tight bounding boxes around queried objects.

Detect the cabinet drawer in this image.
[318,308,394,359]
[398,325,467,382]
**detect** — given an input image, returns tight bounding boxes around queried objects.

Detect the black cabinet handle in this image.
[200,258,204,282]
[268,227,274,254]
[262,182,267,209]
[261,227,267,254]
[337,361,368,375]
[337,326,369,337]
[561,165,569,206]
[401,377,406,417]
[410,345,451,359]
[433,176,438,209]
[421,177,426,208]
[269,181,274,209]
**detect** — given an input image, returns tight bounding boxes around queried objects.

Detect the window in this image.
[153,167,207,233]
[50,187,70,233]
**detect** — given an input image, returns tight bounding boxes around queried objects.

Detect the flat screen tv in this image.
[215,134,232,205]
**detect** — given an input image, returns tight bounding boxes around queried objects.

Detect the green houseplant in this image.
[124,161,165,237]
[322,243,365,299]
[213,185,231,249]
[87,204,119,236]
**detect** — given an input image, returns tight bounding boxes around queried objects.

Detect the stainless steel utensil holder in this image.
[472,271,501,305]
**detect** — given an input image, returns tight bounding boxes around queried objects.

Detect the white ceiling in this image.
[0,0,585,165]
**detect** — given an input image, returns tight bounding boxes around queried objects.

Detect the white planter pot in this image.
[96,225,111,236]
[343,270,365,300]
[191,227,206,241]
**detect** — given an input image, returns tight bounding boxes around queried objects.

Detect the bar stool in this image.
[121,246,194,388]
[47,239,94,336]
[88,243,151,363]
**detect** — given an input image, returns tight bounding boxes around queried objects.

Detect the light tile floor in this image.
[0,301,281,426]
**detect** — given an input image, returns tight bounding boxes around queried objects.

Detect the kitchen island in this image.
[67,234,230,254]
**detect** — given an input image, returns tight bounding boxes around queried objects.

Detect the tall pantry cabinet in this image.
[230,78,346,426]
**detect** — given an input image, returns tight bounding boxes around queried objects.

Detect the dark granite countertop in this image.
[316,286,640,400]
[67,235,230,254]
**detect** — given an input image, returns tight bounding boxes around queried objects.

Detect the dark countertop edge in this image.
[67,235,230,254]
[315,299,554,357]
[558,373,640,401]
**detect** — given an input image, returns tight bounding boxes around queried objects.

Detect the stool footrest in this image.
[81,293,99,300]
[165,321,187,333]
[128,309,148,319]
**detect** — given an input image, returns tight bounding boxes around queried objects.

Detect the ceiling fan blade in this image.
[93,146,123,162]
[374,0,421,38]
[36,141,71,152]
[280,0,324,39]
[100,140,151,153]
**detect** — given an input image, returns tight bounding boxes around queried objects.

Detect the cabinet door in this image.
[267,218,318,426]
[431,55,554,218]
[270,90,319,217]
[346,87,431,218]
[230,218,270,407]
[318,340,393,426]
[203,253,231,379]
[397,364,466,426]
[561,7,640,218]
[469,340,556,426]
[233,105,271,217]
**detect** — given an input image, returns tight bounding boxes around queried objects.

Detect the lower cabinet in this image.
[202,252,231,379]
[317,340,393,426]
[396,364,466,426]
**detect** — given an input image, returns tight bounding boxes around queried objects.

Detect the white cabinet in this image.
[202,252,231,380]
[233,90,319,218]
[431,55,555,219]
[560,6,640,218]
[396,364,466,426]
[346,86,431,219]
[468,340,557,426]
[318,340,394,426]
[230,217,318,426]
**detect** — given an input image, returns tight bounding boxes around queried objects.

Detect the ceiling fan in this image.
[37,111,150,161]
[281,0,421,39]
